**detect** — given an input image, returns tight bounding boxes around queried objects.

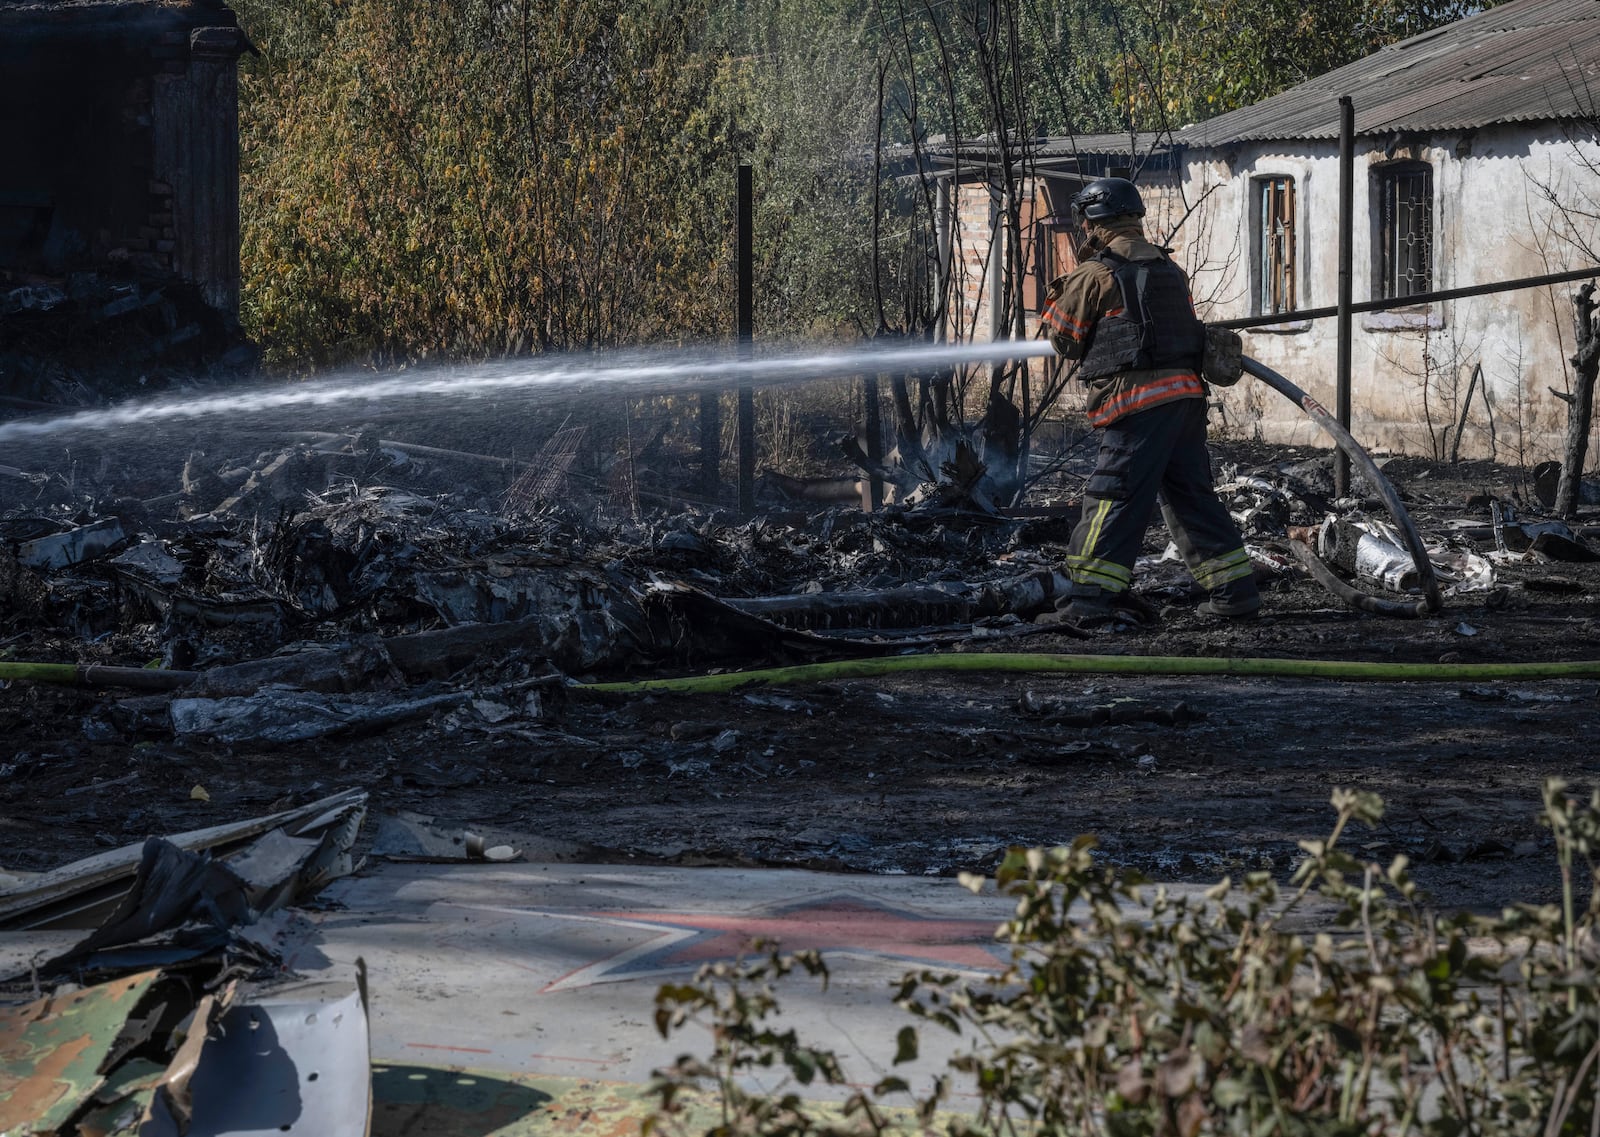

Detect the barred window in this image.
[1378,162,1433,300]
[1254,176,1296,315]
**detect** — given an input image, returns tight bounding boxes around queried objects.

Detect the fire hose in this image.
[0,662,198,690]
[1242,356,1442,618]
[5,654,1597,693]
[582,653,1600,694]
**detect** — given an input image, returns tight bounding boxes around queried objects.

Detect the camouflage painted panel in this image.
[0,969,162,1135]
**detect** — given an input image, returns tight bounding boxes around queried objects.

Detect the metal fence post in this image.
[1335,96,1355,499]
[736,164,755,516]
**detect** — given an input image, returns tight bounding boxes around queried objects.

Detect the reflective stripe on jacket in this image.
[1042,222,1206,427]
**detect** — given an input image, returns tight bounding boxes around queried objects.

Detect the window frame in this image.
[1027,177,1083,319]
[1374,159,1435,302]
[1251,174,1298,318]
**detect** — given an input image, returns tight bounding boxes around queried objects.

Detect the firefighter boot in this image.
[1197,584,1261,619]
[1055,588,1156,629]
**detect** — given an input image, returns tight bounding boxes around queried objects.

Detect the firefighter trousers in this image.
[1065,397,1258,606]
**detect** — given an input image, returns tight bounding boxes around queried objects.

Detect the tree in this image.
[825,0,1515,504]
[233,0,1512,514]
[1117,0,1509,126]
[237,0,745,366]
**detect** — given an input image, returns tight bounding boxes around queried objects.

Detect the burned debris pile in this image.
[0,431,1084,745]
[5,416,1600,1132]
[3,424,1600,752]
[2,272,254,412]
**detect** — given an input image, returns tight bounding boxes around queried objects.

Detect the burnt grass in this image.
[3,417,1598,914]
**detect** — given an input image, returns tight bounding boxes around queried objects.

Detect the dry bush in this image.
[650,780,1600,1137]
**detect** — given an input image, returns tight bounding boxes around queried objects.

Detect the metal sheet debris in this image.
[0,969,163,1134]
[0,789,367,933]
[40,801,359,979]
[170,689,469,745]
[16,519,128,572]
[1,959,371,1137]
[1317,517,1418,592]
[152,985,371,1137]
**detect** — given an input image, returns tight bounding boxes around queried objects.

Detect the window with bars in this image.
[1254,176,1296,316]
[1378,162,1433,300]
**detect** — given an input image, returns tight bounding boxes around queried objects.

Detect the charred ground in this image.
[2,395,1597,914]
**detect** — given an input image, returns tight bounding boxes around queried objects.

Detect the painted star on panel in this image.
[525,894,1011,992]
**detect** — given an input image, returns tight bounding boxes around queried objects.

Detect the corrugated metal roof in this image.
[1176,0,1600,146]
[1034,132,1170,157]
[923,132,1171,162]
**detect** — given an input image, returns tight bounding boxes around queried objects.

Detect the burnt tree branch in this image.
[1557,283,1600,518]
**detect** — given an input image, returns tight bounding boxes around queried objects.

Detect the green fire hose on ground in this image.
[0,662,199,690]
[580,653,1600,695]
[6,654,1599,694]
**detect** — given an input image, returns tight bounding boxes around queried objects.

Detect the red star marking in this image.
[592,897,1007,973]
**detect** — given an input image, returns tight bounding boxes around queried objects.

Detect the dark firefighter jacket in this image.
[1040,220,1206,428]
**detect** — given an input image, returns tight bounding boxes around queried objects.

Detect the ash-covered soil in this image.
[12,601,1591,912]
[2,397,1597,914]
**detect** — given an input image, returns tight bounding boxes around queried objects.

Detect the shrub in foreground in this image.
[648,781,1600,1137]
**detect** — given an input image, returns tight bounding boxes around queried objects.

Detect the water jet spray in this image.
[0,339,1057,444]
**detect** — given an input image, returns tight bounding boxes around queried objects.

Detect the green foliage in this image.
[716,0,886,336]
[650,780,1600,1137]
[232,0,1511,366]
[236,0,744,366]
[1119,0,1511,126]
[647,949,898,1137]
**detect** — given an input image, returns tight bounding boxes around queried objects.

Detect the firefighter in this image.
[1040,176,1260,625]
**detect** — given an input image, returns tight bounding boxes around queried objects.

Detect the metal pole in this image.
[987,190,1005,343]
[935,176,952,344]
[698,393,721,496]
[736,164,755,516]
[863,375,884,511]
[1335,96,1355,499]
[1214,264,1600,331]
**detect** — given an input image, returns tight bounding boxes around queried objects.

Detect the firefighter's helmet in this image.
[1070,177,1146,224]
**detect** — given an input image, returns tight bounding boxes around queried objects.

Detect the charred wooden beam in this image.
[1557,283,1600,519]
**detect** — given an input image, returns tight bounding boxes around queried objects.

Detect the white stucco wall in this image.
[1168,123,1600,462]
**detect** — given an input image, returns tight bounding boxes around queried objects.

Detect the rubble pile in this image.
[5,420,1600,1133]
[4,424,1600,752]
[0,435,1048,743]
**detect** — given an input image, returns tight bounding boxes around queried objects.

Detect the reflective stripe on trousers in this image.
[1191,547,1254,590]
[1065,499,1133,593]
[1063,398,1259,606]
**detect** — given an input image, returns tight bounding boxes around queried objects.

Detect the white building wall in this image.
[1173,123,1600,462]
